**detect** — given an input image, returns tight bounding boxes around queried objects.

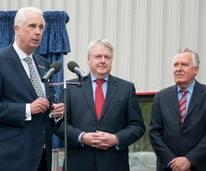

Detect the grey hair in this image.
[87,38,114,57]
[174,48,200,67]
[14,7,45,28]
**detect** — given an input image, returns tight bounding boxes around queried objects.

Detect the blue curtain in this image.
[0,11,16,48]
[0,10,71,148]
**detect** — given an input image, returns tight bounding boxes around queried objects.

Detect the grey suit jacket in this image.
[56,74,145,171]
[149,81,206,171]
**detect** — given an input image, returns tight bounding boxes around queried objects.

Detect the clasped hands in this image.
[81,131,118,150]
[169,157,191,171]
[30,98,64,118]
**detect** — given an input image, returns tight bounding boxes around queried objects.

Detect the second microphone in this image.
[67,61,87,79]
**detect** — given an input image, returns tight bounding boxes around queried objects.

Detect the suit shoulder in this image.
[155,85,176,96]
[0,45,12,52]
[194,81,206,93]
[0,45,14,58]
[110,75,134,86]
[33,53,49,63]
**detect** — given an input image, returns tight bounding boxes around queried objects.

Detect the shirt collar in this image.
[90,72,109,82]
[177,80,195,93]
[13,41,33,60]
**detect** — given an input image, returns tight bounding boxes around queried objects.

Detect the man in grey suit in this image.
[149,48,206,171]
[55,39,145,171]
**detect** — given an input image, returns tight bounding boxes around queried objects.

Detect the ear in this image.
[87,56,90,64]
[194,66,199,75]
[14,25,21,36]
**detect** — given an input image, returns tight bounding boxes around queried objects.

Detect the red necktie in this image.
[95,79,105,120]
[179,89,187,125]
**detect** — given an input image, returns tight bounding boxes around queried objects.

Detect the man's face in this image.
[173,52,199,88]
[87,44,113,79]
[15,11,45,55]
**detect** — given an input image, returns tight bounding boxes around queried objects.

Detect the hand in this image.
[30,98,50,114]
[170,157,191,171]
[50,103,64,118]
[81,131,118,150]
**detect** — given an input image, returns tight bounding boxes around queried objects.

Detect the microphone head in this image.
[67,61,79,73]
[50,62,62,73]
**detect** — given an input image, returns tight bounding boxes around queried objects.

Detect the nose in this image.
[174,64,183,70]
[35,26,44,34]
[34,28,41,34]
[177,65,183,70]
[100,56,106,62]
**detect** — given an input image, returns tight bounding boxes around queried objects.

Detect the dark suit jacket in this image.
[55,74,145,171]
[149,81,206,171]
[0,45,54,171]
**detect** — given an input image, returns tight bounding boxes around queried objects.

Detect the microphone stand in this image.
[48,80,81,171]
[63,81,68,171]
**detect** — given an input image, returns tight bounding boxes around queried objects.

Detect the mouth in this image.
[175,72,184,76]
[175,75,185,81]
[97,65,106,69]
[32,39,40,44]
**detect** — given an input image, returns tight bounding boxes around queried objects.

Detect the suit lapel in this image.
[32,54,48,78]
[7,46,49,98]
[7,47,38,98]
[100,75,118,119]
[168,85,180,116]
[80,75,118,121]
[81,77,97,117]
[186,82,203,117]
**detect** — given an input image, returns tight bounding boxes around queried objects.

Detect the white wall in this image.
[1,0,206,92]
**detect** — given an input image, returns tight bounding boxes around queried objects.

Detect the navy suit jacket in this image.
[55,74,145,171]
[0,45,53,171]
[149,81,206,171]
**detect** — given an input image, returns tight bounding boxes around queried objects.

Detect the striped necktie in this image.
[179,89,187,125]
[23,57,45,98]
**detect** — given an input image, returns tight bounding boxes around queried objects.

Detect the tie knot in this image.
[96,79,104,85]
[180,89,187,94]
[23,57,33,65]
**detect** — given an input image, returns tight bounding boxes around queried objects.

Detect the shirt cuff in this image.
[25,104,32,121]
[78,132,85,146]
[115,137,120,150]
[167,161,171,168]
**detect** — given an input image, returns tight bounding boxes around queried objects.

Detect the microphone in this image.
[42,62,62,82]
[67,61,87,79]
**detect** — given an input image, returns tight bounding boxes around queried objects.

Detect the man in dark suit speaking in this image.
[55,38,145,171]
[0,7,64,171]
[149,48,206,171]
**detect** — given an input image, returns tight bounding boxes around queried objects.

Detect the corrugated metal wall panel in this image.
[1,0,206,92]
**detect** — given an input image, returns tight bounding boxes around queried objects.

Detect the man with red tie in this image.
[55,38,145,171]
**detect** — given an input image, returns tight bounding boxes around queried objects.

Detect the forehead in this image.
[24,12,44,25]
[174,52,193,63]
[91,44,112,54]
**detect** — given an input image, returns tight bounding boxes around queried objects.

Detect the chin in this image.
[175,80,184,84]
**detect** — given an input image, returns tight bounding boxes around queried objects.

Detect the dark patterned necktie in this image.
[95,79,105,120]
[179,89,187,125]
[23,57,45,98]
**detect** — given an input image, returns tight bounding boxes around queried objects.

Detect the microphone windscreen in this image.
[67,61,79,72]
[50,62,62,73]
